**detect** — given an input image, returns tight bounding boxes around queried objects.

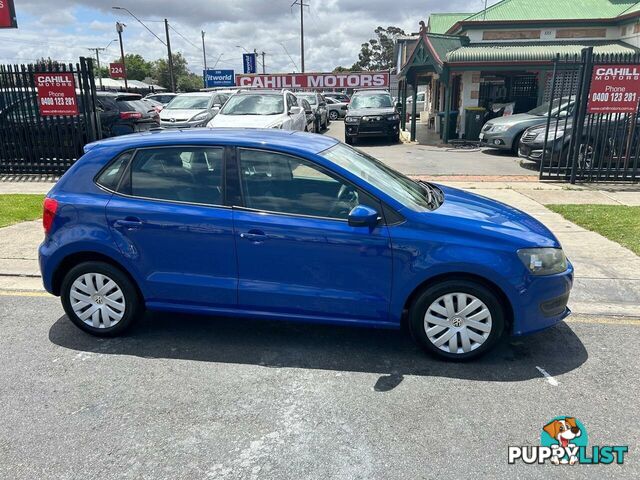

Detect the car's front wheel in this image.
[329,110,339,121]
[61,261,143,336]
[408,279,505,361]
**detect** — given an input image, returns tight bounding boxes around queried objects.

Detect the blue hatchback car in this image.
[39,128,573,360]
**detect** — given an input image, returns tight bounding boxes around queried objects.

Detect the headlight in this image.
[534,129,565,142]
[517,248,567,276]
[345,116,359,124]
[190,111,209,122]
[490,125,509,133]
[387,114,400,121]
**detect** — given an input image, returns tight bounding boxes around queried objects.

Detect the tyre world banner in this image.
[587,65,640,114]
[235,71,390,89]
[0,0,18,28]
[34,73,79,116]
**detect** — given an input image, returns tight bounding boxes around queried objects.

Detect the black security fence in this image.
[538,48,640,182]
[0,57,100,175]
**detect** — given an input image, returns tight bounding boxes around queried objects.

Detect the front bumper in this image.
[479,131,513,150]
[345,121,399,138]
[160,119,210,129]
[511,261,574,336]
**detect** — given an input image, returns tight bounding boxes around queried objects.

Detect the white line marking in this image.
[536,366,559,386]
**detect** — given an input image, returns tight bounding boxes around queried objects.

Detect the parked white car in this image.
[207,89,306,131]
[160,91,232,129]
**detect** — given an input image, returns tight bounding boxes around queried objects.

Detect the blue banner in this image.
[243,53,257,74]
[203,69,235,88]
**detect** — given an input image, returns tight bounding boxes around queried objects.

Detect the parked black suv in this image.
[96,92,160,137]
[344,90,400,144]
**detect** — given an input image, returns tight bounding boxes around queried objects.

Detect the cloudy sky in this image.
[1,0,499,76]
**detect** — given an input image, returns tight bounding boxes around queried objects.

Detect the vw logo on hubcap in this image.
[451,316,463,327]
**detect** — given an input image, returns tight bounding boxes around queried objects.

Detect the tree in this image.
[151,52,189,90]
[333,65,353,73]
[177,73,204,92]
[123,54,152,81]
[350,26,406,71]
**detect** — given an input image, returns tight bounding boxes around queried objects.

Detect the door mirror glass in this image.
[396,101,402,109]
[289,106,302,115]
[213,103,222,110]
[348,205,379,227]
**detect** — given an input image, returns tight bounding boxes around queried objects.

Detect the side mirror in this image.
[348,205,379,228]
[396,102,402,109]
[213,103,221,110]
[320,102,326,107]
[289,106,303,115]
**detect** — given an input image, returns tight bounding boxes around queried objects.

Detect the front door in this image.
[105,146,237,308]
[232,148,393,323]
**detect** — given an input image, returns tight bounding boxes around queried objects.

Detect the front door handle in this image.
[240,229,267,242]
[113,218,143,230]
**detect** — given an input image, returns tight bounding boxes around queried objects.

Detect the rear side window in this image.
[95,151,133,191]
[121,147,225,206]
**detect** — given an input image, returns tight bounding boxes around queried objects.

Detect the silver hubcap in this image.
[424,293,492,354]
[69,273,126,329]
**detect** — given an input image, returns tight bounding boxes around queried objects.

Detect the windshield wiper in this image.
[418,181,443,209]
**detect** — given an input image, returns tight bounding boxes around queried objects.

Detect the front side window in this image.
[122,147,224,206]
[239,149,373,220]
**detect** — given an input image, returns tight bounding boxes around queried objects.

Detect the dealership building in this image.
[395,0,640,142]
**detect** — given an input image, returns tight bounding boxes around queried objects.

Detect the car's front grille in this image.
[522,131,538,143]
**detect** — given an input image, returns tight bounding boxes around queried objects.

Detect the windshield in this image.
[321,143,437,211]
[220,94,284,115]
[528,98,572,117]
[166,95,211,110]
[350,94,393,109]
[297,94,316,105]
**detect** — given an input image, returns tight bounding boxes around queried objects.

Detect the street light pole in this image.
[291,0,308,72]
[202,30,207,88]
[116,21,128,90]
[164,19,176,92]
[261,51,266,74]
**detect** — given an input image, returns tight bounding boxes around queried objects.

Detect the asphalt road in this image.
[1,293,638,479]
[323,121,538,177]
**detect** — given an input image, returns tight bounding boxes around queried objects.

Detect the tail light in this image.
[120,111,142,120]
[43,198,58,234]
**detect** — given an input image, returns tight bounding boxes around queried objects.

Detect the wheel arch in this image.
[400,271,514,332]
[52,250,144,301]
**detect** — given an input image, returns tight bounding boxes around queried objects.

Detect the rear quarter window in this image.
[95,151,134,191]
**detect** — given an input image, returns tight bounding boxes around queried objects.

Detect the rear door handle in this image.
[113,218,143,230]
[240,230,267,242]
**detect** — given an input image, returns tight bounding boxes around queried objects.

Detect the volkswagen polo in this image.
[39,129,573,360]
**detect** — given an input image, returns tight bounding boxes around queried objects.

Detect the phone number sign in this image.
[34,73,79,116]
[587,65,640,114]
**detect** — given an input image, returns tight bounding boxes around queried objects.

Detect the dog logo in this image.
[508,416,628,465]
[542,417,584,465]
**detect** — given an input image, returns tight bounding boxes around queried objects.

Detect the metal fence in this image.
[539,48,640,182]
[0,57,100,175]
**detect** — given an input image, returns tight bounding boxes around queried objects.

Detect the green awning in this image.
[446,41,640,64]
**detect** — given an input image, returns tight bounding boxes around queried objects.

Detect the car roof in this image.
[352,89,390,96]
[85,128,339,155]
[175,92,215,97]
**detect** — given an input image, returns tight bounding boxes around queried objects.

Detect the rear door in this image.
[105,145,237,308]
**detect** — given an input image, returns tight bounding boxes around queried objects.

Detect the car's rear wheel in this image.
[408,280,505,361]
[511,132,524,155]
[329,110,339,121]
[61,261,142,336]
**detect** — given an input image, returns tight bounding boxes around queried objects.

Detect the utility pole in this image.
[115,22,128,90]
[291,0,309,72]
[88,48,105,89]
[202,30,207,88]
[165,18,176,92]
[261,51,266,74]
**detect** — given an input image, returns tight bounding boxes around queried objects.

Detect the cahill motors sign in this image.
[0,0,18,28]
[235,71,390,89]
[587,64,640,114]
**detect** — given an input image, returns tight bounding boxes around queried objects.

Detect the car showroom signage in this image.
[204,69,235,88]
[34,72,79,116]
[243,53,257,74]
[587,65,640,114]
[235,71,390,89]
[0,0,18,28]
[109,62,126,79]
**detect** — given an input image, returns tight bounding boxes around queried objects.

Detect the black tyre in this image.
[408,279,505,361]
[61,261,143,337]
[391,132,400,143]
[511,132,524,155]
[345,135,354,145]
[329,110,339,121]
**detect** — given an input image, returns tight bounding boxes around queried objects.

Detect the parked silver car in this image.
[296,92,329,131]
[160,91,231,129]
[326,97,348,120]
[480,98,574,154]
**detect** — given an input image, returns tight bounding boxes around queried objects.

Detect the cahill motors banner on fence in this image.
[235,71,390,89]
[587,64,640,114]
